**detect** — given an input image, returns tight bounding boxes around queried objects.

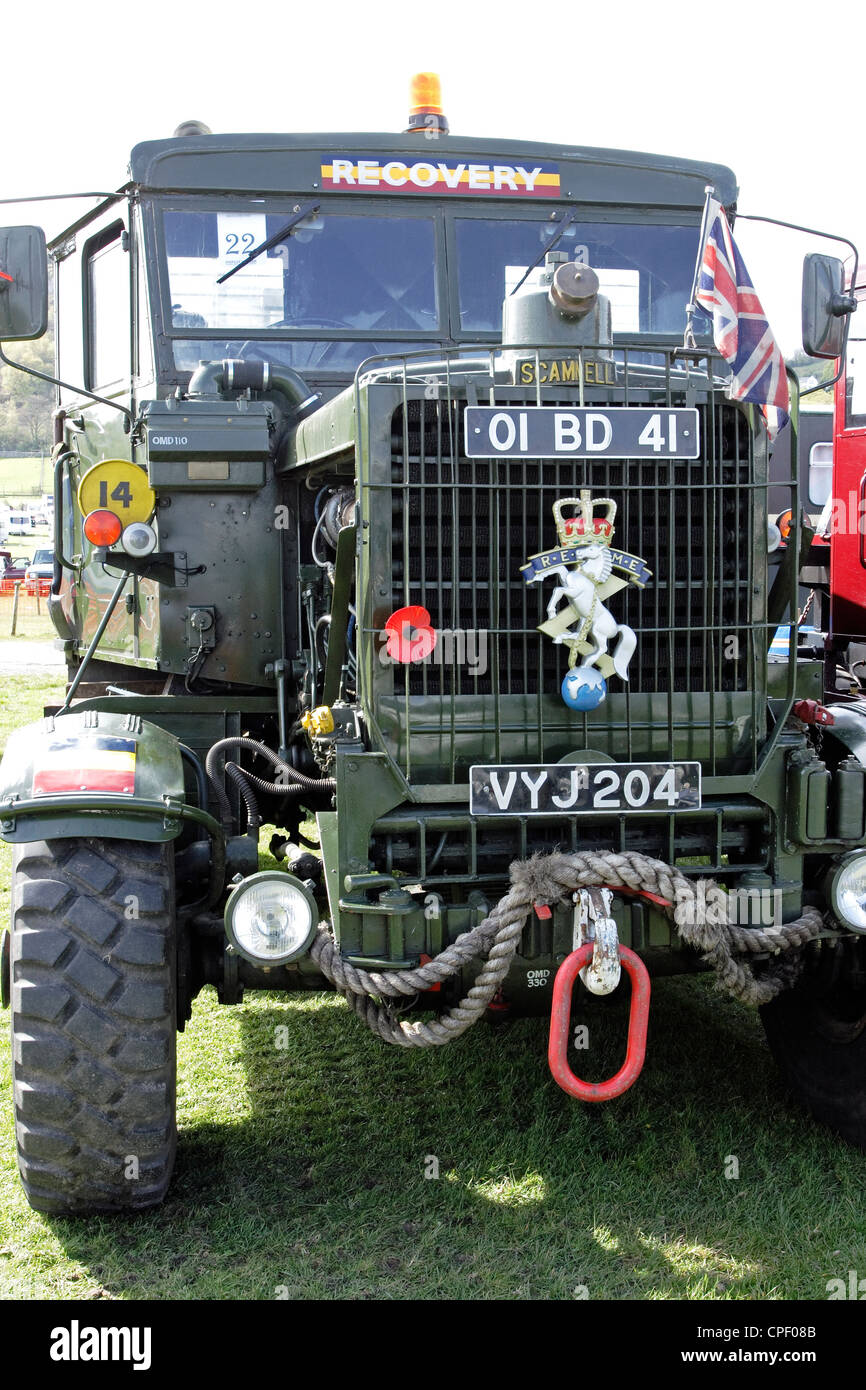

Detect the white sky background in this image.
[4,0,864,353]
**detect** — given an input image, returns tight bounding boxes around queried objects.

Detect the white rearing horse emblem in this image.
[535,546,637,679]
[521,492,651,687]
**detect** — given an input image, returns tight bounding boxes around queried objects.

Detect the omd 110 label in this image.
[464,406,700,459]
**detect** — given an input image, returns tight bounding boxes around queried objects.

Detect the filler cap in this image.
[550,262,599,318]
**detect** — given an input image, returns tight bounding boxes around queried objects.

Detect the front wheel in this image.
[760,939,866,1148]
[9,837,177,1213]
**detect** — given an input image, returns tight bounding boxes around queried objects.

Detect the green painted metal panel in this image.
[0,710,185,843]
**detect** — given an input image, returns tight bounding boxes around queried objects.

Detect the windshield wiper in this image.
[216,200,321,285]
[509,209,581,296]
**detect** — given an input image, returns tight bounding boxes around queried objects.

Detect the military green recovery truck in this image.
[1,85,865,1214]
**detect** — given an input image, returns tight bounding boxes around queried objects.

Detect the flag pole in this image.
[683,184,716,349]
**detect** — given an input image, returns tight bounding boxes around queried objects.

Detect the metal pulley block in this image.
[573,886,621,995]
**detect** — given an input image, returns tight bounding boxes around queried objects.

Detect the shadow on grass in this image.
[229,978,864,1299]
[35,975,866,1300]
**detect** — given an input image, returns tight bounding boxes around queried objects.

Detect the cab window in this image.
[454,216,709,337]
[85,222,131,389]
[163,208,439,335]
[808,442,833,506]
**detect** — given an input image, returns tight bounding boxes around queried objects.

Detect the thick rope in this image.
[311,849,824,1046]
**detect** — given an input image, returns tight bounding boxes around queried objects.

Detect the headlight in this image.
[828,853,866,934]
[224,871,318,965]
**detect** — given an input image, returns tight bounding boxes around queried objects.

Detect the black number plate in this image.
[464,406,700,459]
[469,761,702,816]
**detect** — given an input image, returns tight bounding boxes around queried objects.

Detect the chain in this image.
[797,590,815,625]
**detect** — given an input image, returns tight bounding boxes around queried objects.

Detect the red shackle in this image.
[547,944,651,1101]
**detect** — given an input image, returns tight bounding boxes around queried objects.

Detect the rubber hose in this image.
[234,767,332,800]
[206,735,287,779]
[205,736,336,794]
[224,762,262,831]
[207,772,232,830]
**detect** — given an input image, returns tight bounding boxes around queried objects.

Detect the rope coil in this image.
[310,850,824,1048]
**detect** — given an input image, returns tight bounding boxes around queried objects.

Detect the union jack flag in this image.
[695,198,789,441]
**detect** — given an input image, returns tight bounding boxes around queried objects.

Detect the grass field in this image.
[2,528,52,550]
[0,678,865,1301]
[0,458,50,499]
[0,591,58,643]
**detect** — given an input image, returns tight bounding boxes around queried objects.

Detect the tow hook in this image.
[573,887,621,995]
[547,888,651,1101]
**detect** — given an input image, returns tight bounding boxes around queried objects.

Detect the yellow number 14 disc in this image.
[78,460,156,526]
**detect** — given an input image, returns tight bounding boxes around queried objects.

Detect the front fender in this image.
[0,709,186,843]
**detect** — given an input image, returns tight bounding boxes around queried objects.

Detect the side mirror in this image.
[0,226,48,341]
[802,252,856,359]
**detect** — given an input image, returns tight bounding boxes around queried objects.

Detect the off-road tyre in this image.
[760,939,866,1149]
[10,837,177,1213]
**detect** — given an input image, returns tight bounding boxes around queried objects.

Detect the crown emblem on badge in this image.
[554,495,616,549]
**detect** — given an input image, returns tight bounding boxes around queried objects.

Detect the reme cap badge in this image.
[520,491,652,709]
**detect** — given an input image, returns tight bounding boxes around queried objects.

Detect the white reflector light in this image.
[829,853,866,934]
[121,521,158,557]
[224,871,317,964]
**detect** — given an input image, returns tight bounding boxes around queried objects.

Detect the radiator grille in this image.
[356,348,778,782]
[388,396,755,696]
[370,800,769,883]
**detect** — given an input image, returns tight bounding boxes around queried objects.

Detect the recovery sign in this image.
[321,157,561,197]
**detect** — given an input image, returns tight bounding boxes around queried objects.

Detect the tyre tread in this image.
[10,837,176,1213]
[761,949,866,1149]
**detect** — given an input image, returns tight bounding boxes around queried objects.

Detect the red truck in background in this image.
[828,281,866,647]
[766,268,863,674]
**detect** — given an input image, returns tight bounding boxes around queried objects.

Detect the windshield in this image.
[456,217,708,337]
[159,202,708,375]
[164,208,438,333]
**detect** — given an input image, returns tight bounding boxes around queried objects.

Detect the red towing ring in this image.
[547,944,652,1102]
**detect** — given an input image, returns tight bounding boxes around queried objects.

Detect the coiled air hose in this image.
[205,736,337,831]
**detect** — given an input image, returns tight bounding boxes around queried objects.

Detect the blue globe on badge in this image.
[561,667,607,710]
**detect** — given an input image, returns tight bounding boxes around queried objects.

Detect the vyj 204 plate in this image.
[469,761,702,815]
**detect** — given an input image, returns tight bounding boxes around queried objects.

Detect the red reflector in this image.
[0,271,13,282]
[83,509,123,546]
